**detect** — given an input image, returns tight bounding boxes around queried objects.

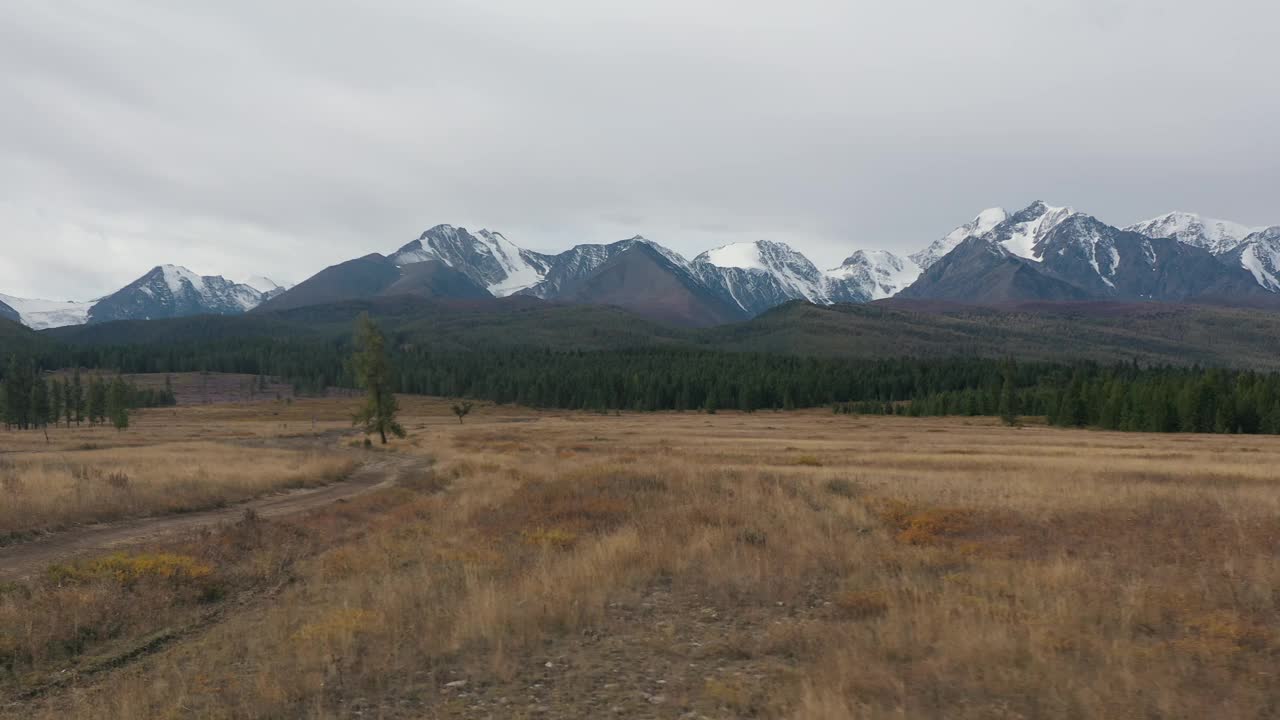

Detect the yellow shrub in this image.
[871,498,974,546]
[48,552,214,586]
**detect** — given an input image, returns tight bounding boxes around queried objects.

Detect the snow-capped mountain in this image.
[1033,214,1266,299]
[910,207,1008,270]
[86,265,276,324]
[692,240,829,315]
[21,201,1280,331]
[825,250,922,302]
[1125,212,1261,254]
[1220,227,1280,292]
[391,224,554,296]
[903,203,1272,303]
[0,294,95,330]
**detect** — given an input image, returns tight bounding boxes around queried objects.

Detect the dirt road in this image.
[0,453,421,582]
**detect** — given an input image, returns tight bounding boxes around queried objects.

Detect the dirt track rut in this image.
[0,454,419,582]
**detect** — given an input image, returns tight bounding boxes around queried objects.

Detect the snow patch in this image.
[0,293,93,330]
[703,242,766,271]
[159,265,206,294]
[1001,205,1074,260]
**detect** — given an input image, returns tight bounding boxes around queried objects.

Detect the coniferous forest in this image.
[4,334,1280,435]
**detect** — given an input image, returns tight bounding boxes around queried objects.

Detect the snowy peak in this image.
[86,265,269,324]
[693,239,828,314]
[825,250,922,301]
[390,224,552,296]
[1126,212,1260,254]
[910,207,1009,269]
[910,201,1073,269]
[992,201,1076,260]
[695,240,823,291]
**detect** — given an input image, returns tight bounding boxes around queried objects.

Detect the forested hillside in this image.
[30,296,1280,370]
[6,297,1280,435]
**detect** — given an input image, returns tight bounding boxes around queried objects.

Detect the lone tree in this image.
[451,400,473,424]
[351,313,404,444]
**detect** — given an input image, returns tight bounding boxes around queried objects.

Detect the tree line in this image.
[8,332,1280,434]
[1,359,176,431]
[836,361,1280,434]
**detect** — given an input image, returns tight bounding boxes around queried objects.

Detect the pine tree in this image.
[71,368,84,425]
[50,378,64,428]
[30,376,50,429]
[107,376,130,431]
[89,376,107,425]
[351,314,404,444]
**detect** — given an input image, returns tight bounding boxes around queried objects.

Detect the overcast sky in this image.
[2,1,1277,299]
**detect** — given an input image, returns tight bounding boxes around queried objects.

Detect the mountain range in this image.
[6,203,1278,329]
[0,266,290,330]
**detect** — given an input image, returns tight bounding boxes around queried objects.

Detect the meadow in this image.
[2,398,1278,718]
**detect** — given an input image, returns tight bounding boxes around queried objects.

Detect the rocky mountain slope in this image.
[255,255,488,313]
[825,250,921,302]
[0,297,18,324]
[1219,227,1280,292]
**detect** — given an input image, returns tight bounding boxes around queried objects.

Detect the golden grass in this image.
[0,442,354,537]
[4,408,1280,718]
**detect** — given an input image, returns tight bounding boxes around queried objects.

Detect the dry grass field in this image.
[2,398,1279,718]
[0,399,365,539]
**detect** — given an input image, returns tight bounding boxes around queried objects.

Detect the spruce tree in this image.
[107,376,130,431]
[88,376,107,425]
[31,377,49,430]
[71,368,84,425]
[351,314,404,444]
[50,378,64,428]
